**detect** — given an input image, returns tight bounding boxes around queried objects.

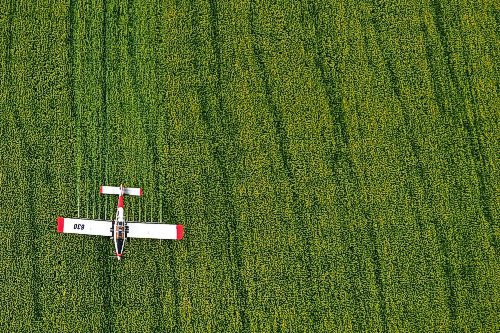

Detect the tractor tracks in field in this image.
[9,66,42,330]
[100,0,109,185]
[300,1,388,331]
[367,0,477,328]
[5,0,45,325]
[126,0,162,211]
[26,167,42,325]
[98,1,114,330]
[143,7,172,328]
[249,1,321,329]
[368,0,495,326]
[208,1,250,330]
[248,1,294,184]
[418,15,461,329]
[367,1,461,328]
[190,1,250,331]
[366,1,427,203]
[68,0,76,121]
[421,0,497,324]
[5,0,13,101]
[10,114,42,326]
[364,8,435,322]
[427,0,497,256]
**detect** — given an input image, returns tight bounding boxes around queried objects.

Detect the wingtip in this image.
[177,225,184,240]
[57,217,64,233]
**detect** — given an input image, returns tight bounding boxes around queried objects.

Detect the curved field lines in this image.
[0,0,497,332]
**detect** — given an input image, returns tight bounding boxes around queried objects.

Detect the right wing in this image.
[57,217,112,236]
[127,222,183,240]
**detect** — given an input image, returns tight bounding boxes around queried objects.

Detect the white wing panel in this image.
[123,187,142,196]
[100,186,142,196]
[127,222,183,240]
[57,217,112,236]
[100,186,121,195]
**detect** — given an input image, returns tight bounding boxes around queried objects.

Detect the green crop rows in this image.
[0,0,498,332]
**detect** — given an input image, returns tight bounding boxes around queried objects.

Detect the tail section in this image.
[100,186,142,196]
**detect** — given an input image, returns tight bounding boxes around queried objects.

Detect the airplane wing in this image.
[57,217,112,236]
[100,186,142,196]
[127,222,183,240]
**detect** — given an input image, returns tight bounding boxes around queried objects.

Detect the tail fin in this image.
[100,186,142,196]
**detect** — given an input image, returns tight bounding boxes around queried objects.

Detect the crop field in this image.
[0,0,498,332]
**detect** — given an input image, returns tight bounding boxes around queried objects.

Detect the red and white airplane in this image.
[57,185,183,260]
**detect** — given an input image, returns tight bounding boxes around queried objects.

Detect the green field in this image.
[0,0,498,332]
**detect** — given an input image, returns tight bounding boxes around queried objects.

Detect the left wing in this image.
[57,217,112,236]
[127,222,183,240]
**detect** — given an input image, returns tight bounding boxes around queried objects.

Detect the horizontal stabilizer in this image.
[100,186,142,196]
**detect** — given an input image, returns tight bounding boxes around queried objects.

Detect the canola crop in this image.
[0,0,498,332]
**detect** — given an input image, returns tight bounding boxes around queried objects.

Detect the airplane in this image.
[57,185,183,260]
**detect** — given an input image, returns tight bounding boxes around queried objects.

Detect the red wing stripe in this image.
[139,188,143,196]
[57,217,64,233]
[176,225,184,240]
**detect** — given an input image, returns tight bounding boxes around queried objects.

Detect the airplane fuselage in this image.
[112,190,127,259]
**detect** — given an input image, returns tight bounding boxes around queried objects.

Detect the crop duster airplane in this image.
[57,185,183,260]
